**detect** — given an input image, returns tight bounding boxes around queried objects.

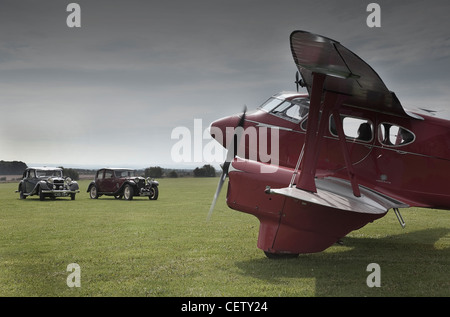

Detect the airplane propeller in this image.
[295,71,305,91]
[207,106,247,220]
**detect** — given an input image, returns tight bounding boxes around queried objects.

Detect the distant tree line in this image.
[144,166,182,178]
[59,167,80,180]
[0,161,27,175]
[193,164,217,177]
[142,165,217,178]
[144,166,164,178]
[0,160,218,179]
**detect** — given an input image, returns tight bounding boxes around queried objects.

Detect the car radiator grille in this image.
[53,180,64,189]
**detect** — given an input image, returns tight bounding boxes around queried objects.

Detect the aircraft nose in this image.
[209,115,240,148]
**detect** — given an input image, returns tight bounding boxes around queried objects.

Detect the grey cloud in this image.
[0,0,448,167]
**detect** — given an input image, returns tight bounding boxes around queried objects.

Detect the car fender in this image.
[69,182,79,191]
[86,181,96,193]
[29,181,46,195]
[38,180,50,191]
[118,180,137,194]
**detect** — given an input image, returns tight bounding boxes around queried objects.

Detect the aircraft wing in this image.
[267,177,408,215]
[290,30,420,119]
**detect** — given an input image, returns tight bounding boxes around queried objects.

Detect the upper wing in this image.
[290,30,420,119]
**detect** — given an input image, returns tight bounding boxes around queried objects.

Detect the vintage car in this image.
[87,168,159,200]
[16,167,80,200]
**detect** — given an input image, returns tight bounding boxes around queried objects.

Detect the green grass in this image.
[0,178,448,296]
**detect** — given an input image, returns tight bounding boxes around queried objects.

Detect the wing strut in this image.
[296,73,325,193]
[296,72,361,197]
[331,105,361,197]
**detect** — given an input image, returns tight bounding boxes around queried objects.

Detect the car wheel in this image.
[39,188,45,201]
[19,186,26,199]
[123,184,133,200]
[148,186,159,200]
[71,194,76,200]
[89,185,98,199]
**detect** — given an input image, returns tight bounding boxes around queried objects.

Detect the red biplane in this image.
[208,30,450,258]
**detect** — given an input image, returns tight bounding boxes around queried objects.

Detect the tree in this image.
[0,161,27,175]
[168,170,178,178]
[193,164,217,177]
[145,166,163,178]
[59,167,79,180]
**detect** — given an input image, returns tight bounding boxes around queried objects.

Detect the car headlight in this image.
[48,177,54,183]
[65,177,72,186]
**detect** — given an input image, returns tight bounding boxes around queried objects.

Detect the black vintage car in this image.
[87,168,159,200]
[17,167,80,200]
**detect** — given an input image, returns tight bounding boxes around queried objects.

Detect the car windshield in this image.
[36,169,63,178]
[115,170,136,177]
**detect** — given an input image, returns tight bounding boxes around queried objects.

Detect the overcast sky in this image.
[0,0,449,169]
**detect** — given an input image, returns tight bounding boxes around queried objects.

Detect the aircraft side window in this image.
[293,98,310,121]
[378,123,415,146]
[285,104,301,120]
[329,115,373,142]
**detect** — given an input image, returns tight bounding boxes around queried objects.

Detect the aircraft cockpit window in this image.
[329,115,374,142]
[259,98,283,112]
[270,98,310,123]
[378,123,415,146]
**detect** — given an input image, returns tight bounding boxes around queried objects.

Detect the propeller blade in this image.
[227,106,247,164]
[207,106,247,220]
[295,71,306,90]
[207,170,227,221]
[237,105,247,128]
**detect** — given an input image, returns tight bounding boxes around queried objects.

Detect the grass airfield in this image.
[0,178,448,297]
